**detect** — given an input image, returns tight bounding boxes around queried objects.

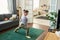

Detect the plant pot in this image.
[48,29,57,33]
[52,29,57,33]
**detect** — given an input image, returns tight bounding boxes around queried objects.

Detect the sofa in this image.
[0,14,19,31]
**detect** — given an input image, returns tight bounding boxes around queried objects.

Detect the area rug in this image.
[0,28,44,40]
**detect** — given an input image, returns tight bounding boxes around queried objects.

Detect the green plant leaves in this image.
[46,12,57,29]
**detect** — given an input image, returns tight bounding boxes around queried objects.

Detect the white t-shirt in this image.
[20,15,27,25]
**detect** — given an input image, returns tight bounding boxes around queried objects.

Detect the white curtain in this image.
[49,0,57,12]
[33,0,39,10]
[0,0,13,14]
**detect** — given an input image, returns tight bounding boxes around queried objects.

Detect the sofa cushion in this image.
[0,15,5,21]
[4,14,12,19]
[0,19,19,31]
[0,14,12,21]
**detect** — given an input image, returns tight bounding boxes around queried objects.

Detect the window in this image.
[33,0,39,10]
[0,0,13,14]
[49,0,57,12]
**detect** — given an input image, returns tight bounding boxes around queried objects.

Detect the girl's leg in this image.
[26,28,29,36]
[26,28,31,38]
[14,24,24,32]
[14,26,22,32]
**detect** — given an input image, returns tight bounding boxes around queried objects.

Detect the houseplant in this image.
[46,12,58,32]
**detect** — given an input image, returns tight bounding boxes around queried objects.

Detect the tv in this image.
[57,10,60,30]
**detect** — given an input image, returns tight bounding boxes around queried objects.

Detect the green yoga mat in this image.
[0,28,44,40]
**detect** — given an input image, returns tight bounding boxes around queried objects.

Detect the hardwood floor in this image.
[44,32,59,40]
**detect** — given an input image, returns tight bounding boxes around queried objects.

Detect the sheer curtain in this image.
[49,0,57,12]
[33,0,39,10]
[0,0,13,14]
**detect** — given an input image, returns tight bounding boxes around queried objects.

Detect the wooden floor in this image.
[44,32,59,40]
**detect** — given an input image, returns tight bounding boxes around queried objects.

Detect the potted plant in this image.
[46,12,58,32]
